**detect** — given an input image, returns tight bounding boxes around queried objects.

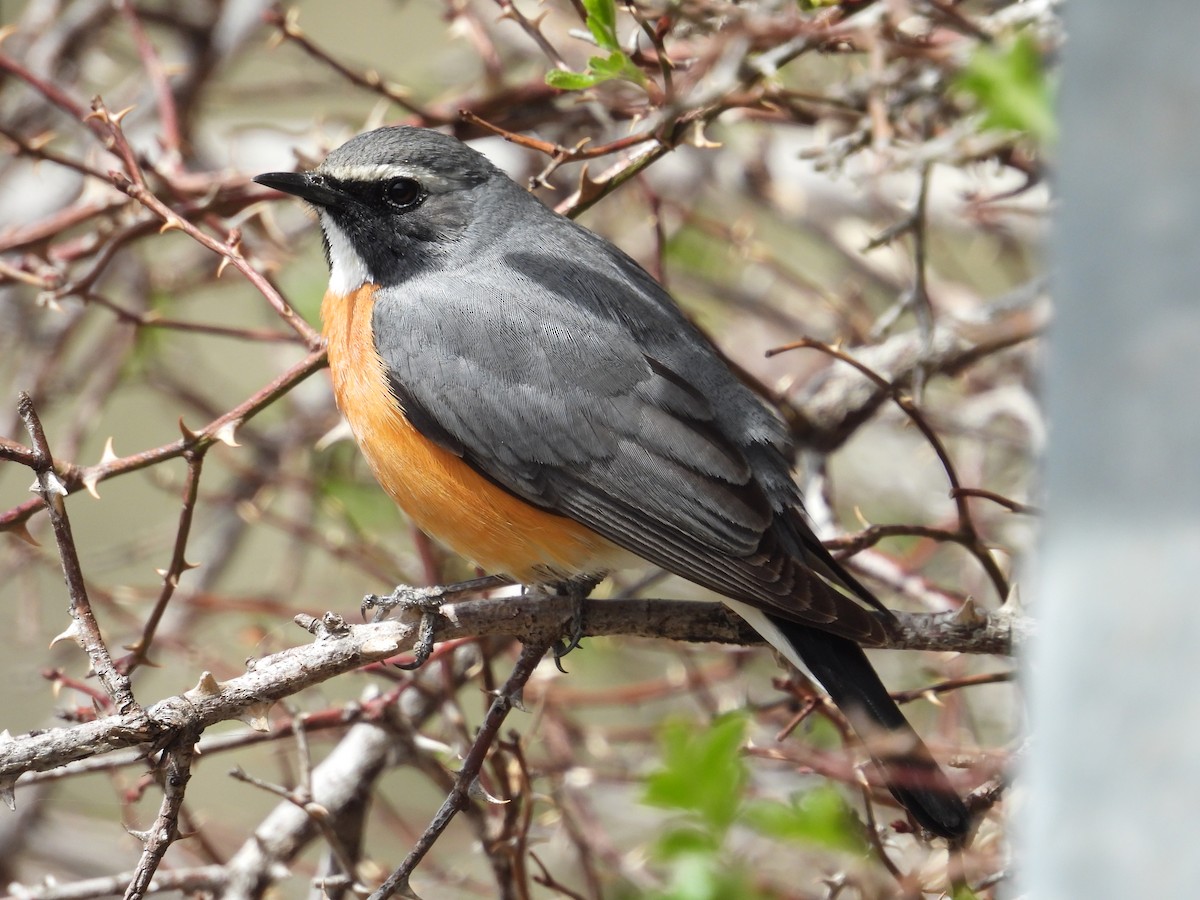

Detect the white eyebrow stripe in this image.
[319,162,459,192]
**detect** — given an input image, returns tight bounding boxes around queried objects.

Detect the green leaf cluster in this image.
[644,715,748,835]
[743,786,868,854]
[545,0,647,91]
[955,33,1056,143]
[637,715,866,899]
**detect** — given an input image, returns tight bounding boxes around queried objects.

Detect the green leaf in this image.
[582,0,620,51]
[544,2,647,93]
[644,851,771,900]
[659,853,726,900]
[545,50,646,92]
[643,715,748,833]
[955,33,1056,143]
[654,825,720,860]
[590,51,647,87]
[743,785,868,854]
[952,885,981,900]
[544,69,602,90]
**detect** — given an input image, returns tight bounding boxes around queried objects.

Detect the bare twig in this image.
[106,167,319,345]
[892,671,1014,705]
[124,728,201,900]
[263,4,440,122]
[17,393,140,719]
[0,349,327,535]
[0,593,1021,789]
[769,338,1011,600]
[368,640,554,900]
[119,449,207,675]
[114,0,182,162]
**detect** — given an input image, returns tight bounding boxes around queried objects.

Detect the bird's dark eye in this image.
[382,177,423,211]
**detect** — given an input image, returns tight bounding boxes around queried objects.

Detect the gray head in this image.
[256,127,522,292]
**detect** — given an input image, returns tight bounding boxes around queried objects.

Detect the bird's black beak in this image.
[254,171,344,208]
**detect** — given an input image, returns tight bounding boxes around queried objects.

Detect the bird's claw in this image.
[361,584,447,623]
[549,578,594,672]
[361,585,449,671]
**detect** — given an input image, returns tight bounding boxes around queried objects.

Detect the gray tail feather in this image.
[770,615,971,840]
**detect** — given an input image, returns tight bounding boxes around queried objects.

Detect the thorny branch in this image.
[370,640,554,900]
[0,591,1023,786]
[124,727,201,900]
[17,393,140,720]
[119,449,206,675]
[0,349,328,537]
[770,336,1021,601]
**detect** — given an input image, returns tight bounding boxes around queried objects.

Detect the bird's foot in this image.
[361,584,446,623]
[549,575,602,672]
[362,575,510,670]
[361,585,445,670]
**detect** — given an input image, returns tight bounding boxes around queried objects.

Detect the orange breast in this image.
[321,284,629,582]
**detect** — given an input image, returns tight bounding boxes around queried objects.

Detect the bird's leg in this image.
[361,574,512,670]
[361,574,511,621]
[548,574,603,668]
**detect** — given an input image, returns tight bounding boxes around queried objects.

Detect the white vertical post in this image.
[1026,2,1200,897]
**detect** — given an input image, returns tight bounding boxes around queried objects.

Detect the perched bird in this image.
[256,126,970,839]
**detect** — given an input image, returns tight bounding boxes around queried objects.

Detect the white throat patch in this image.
[319,212,369,295]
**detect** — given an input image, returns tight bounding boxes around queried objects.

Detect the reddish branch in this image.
[0,350,328,537]
[769,337,1013,601]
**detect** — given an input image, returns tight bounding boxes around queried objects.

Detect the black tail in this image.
[772,616,971,840]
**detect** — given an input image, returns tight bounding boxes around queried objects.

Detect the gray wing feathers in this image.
[373,215,889,642]
[378,254,774,548]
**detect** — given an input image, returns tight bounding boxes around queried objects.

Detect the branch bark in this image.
[0,593,1023,792]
